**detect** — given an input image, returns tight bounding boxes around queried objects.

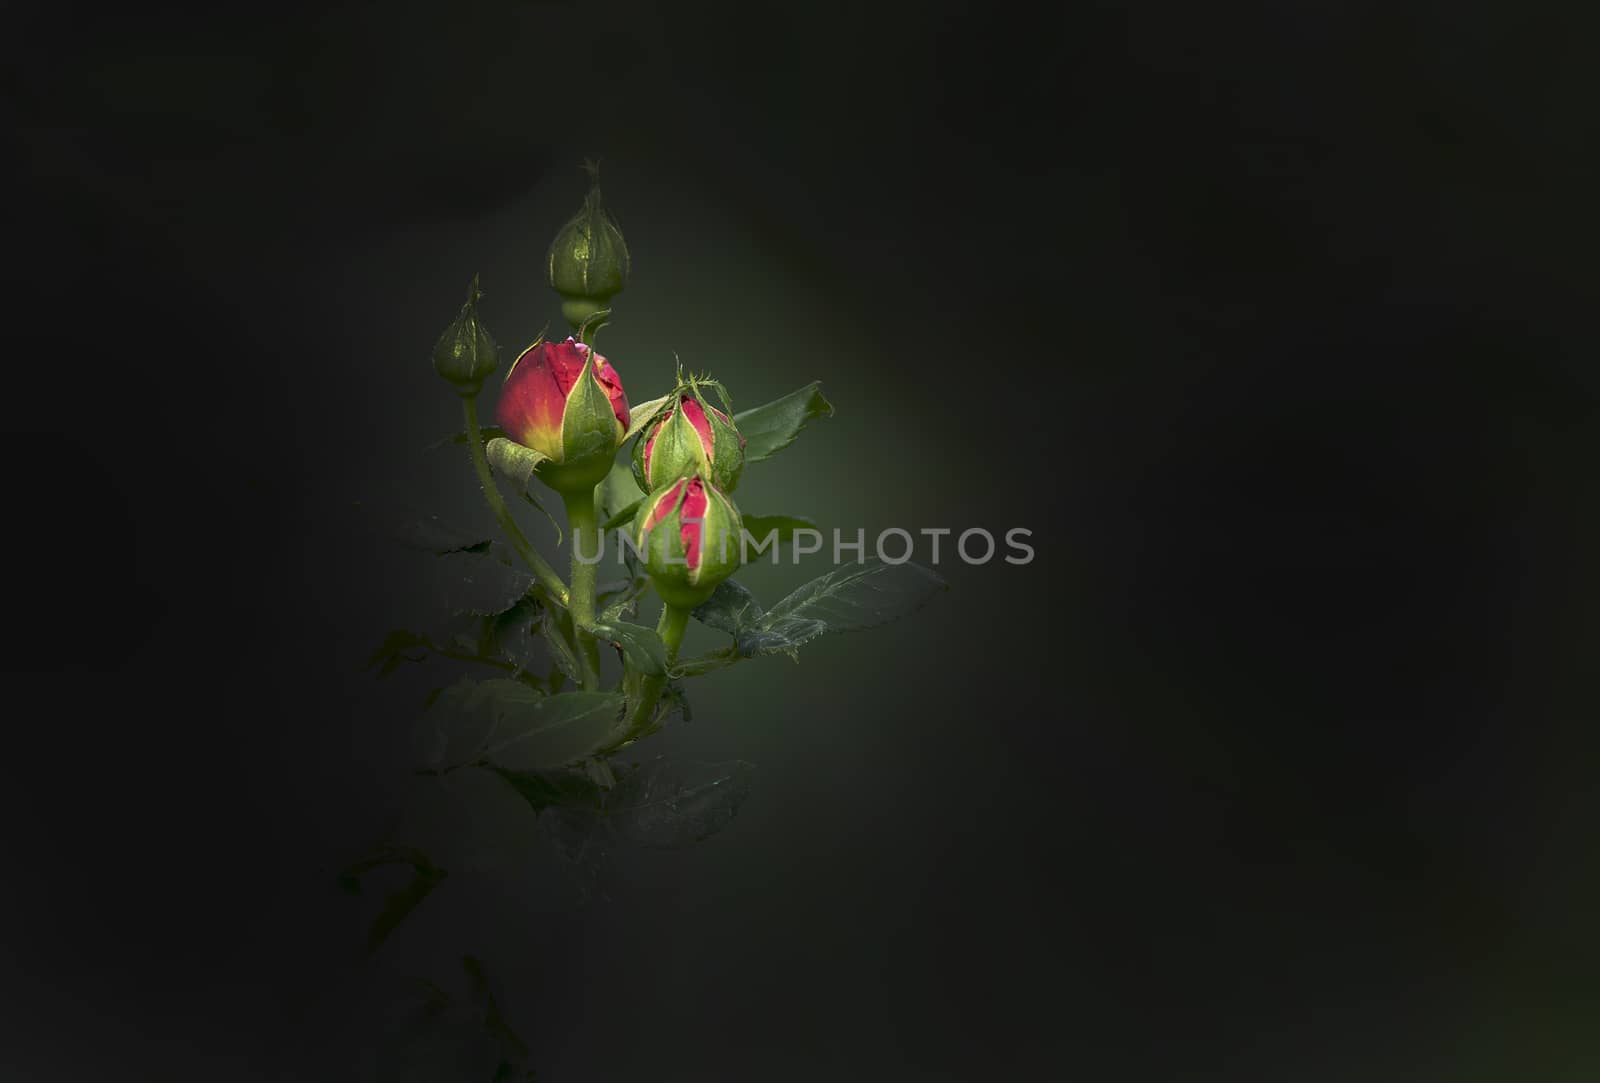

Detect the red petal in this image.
[592,353,630,431]
[680,477,708,571]
[643,478,686,534]
[546,337,590,397]
[494,341,566,456]
[681,396,715,457]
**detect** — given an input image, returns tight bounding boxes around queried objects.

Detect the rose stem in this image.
[560,486,604,691]
[460,394,568,605]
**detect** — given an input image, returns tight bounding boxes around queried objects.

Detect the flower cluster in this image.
[378,168,942,1069]
[466,173,746,612]
[628,380,745,608]
[627,401,745,607]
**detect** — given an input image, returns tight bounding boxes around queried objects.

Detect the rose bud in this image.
[547,168,630,333]
[631,386,747,494]
[630,474,743,608]
[494,335,630,492]
[431,275,500,394]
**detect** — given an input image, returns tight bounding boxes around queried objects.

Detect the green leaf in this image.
[485,436,549,488]
[604,757,755,848]
[602,497,643,531]
[623,393,675,441]
[690,579,765,638]
[518,486,562,545]
[587,620,668,676]
[414,678,502,771]
[494,766,602,812]
[598,459,643,520]
[740,514,818,542]
[737,561,945,657]
[736,513,820,562]
[417,678,622,771]
[599,461,649,583]
[735,381,833,463]
[670,649,740,678]
[540,609,583,686]
[481,688,626,770]
[583,757,617,789]
[485,598,542,677]
[596,577,645,623]
[438,547,536,617]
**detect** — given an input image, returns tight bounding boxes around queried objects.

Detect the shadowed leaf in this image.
[740,561,943,655]
[690,579,765,638]
[438,547,536,617]
[480,688,626,770]
[604,757,755,848]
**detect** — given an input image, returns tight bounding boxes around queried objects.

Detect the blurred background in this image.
[4,0,1599,1079]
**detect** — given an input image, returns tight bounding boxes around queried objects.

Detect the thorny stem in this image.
[614,602,689,745]
[561,487,603,691]
[460,396,569,605]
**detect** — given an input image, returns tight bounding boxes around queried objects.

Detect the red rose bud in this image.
[494,336,630,492]
[547,168,630,332]
[631,474,742,608]
[431,275,500,393]
[631,387,747,494]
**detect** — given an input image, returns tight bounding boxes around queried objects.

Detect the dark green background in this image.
[5,1,1599,1079]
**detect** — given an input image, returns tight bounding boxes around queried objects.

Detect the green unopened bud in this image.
[631,474,743,608]
[432,275,500,393]
[547,164,630,331]
[632,379,747,494]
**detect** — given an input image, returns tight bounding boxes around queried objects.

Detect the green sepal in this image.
[685,378,745,492]
[543,351,621,492]
[632,478,743,608]
[485,436,549,488]
[634,394,707,490]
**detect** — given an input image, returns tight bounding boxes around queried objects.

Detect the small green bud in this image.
[431,275,500,393]
[547,164,630,330]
